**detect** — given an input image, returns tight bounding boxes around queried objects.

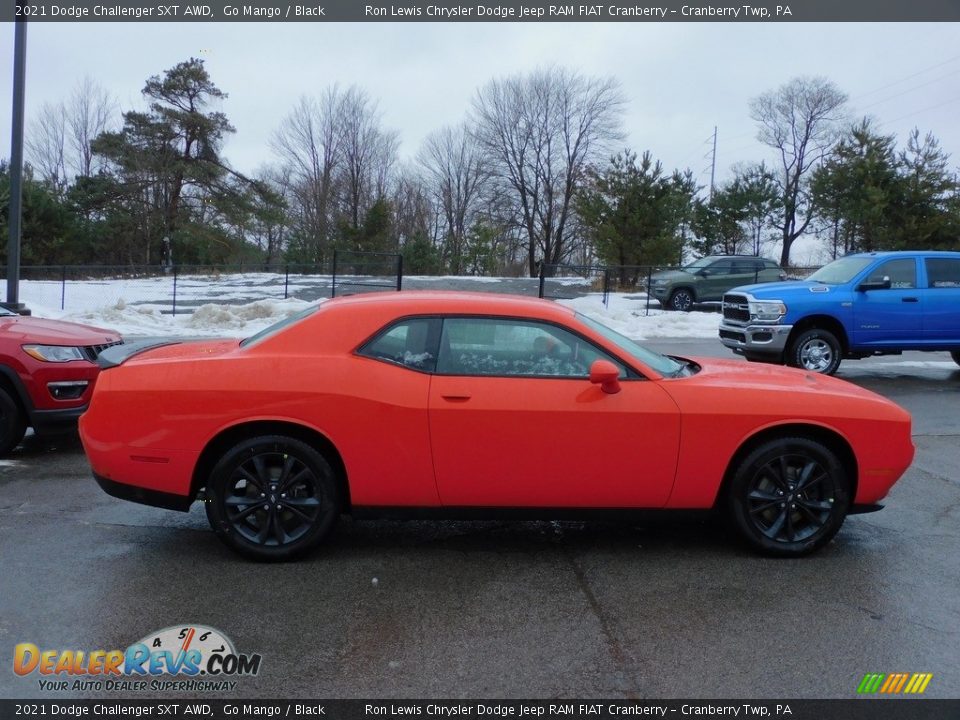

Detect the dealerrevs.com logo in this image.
[13,625,262,693]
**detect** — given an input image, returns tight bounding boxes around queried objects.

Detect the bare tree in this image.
[338,87,399,230]
[25,101,68,196]
[418,123,490,274]
[750,76,847,267]
[271,91,346,261]
[272,86,398,260]
[67,76,116,178]
[472,67,625,276]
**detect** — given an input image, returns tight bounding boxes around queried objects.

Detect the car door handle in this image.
[441,394,472,402]
[901,297,919,303]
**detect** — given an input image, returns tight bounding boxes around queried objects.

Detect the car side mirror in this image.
[857,276,891,291]
[589,360,621,394]
[695,269,708,277]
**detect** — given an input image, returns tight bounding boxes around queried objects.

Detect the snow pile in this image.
[28,297,315,338]
[557,294,722,340]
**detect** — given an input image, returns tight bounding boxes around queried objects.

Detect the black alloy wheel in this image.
[205,435,339,561]
[669,288,695,312]
[726,437,850,556]
[0,388,27,457]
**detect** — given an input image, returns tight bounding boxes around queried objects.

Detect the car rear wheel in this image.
[204,435,339,561]
[788,328,842,375]
[668,288,695,312]
[726,437,851,556]
[0,388,27,457]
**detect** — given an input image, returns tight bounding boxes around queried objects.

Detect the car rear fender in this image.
[190,419,351,510]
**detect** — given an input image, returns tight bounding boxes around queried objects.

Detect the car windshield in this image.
[807,257,874,284]
[0,306,15,317]
[240,304,320,348]
[576,313,685,377]
[682,257,714,271]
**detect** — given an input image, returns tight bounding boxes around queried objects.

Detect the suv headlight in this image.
[748,301,787,322]
[651,278,668,286]
[23,345,86,362]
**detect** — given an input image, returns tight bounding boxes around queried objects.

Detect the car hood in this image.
[98,337,237,369]
[677,356,907,412]
[0,315,120,345]
[727,280,831,298]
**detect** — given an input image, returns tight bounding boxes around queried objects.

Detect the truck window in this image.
[925,258,960,288]
[866,259,916,289]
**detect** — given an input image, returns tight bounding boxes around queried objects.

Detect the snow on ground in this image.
[18,271,719,341]
[557,293,722,340]
[29,298,315,339]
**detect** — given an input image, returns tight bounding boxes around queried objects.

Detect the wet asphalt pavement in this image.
[1,338,958,700]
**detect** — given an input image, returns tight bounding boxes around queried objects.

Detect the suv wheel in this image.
[0,388,27,456]
[668,288,695,312]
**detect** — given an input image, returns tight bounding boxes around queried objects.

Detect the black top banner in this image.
[4,0,960,22]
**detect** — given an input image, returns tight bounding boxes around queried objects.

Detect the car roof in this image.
[321,290,577,321]
[845,250,960,259]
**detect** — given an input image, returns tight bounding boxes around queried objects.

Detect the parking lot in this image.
[1,338,958,699]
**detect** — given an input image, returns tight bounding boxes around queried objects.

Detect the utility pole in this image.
[5,20,29,315]
[709,126,717,202]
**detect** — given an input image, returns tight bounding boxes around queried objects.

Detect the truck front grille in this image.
[722,294,751,323]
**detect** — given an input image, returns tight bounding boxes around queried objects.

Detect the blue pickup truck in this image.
[718,250,960,374]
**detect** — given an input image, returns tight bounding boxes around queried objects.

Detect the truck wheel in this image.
[788,329,842,375]
[951,351,960,367]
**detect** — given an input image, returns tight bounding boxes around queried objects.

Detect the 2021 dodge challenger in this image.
[80,292,914,560]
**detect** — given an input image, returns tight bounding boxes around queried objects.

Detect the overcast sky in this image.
[2,22,959,209]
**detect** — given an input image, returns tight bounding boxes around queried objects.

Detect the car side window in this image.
[436,318,625,378]
[866,259,916,289]
[925,258,960,288]
[359,318,439,372]
[705,261,733,276]
[732,260,757,274]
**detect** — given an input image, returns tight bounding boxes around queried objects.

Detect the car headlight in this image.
[748,301,787,322]
[651,278,669,286]
[23,344,87,362]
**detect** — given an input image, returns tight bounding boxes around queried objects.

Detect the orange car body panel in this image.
[80,292,914,512]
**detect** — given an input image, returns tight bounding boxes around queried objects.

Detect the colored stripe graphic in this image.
[857,672,933,694]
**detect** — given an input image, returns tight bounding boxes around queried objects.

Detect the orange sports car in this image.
[80,292,914,560]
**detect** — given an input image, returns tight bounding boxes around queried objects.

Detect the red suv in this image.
[0,306,121,455]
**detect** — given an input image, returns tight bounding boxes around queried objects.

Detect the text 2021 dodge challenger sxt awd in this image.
[80,292,914,560]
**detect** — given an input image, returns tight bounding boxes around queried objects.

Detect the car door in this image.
[699,260,734,301]
[922,257,960,344]
[852,258,922,347]
[730,259,762,290]
[427,317,681,509]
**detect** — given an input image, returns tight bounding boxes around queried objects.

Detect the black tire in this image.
[788,328,842,375]
[726,437,851,557]
[951,350,960,367]
[668,288,695,312]
[0,388,27,457]
[204,435,340,561]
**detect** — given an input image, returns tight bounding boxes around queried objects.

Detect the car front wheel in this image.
[0,388,27,456]
[788,328,842,375]
[668,288,695,312]
[204,435,340,561]
[726,437,851,556]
